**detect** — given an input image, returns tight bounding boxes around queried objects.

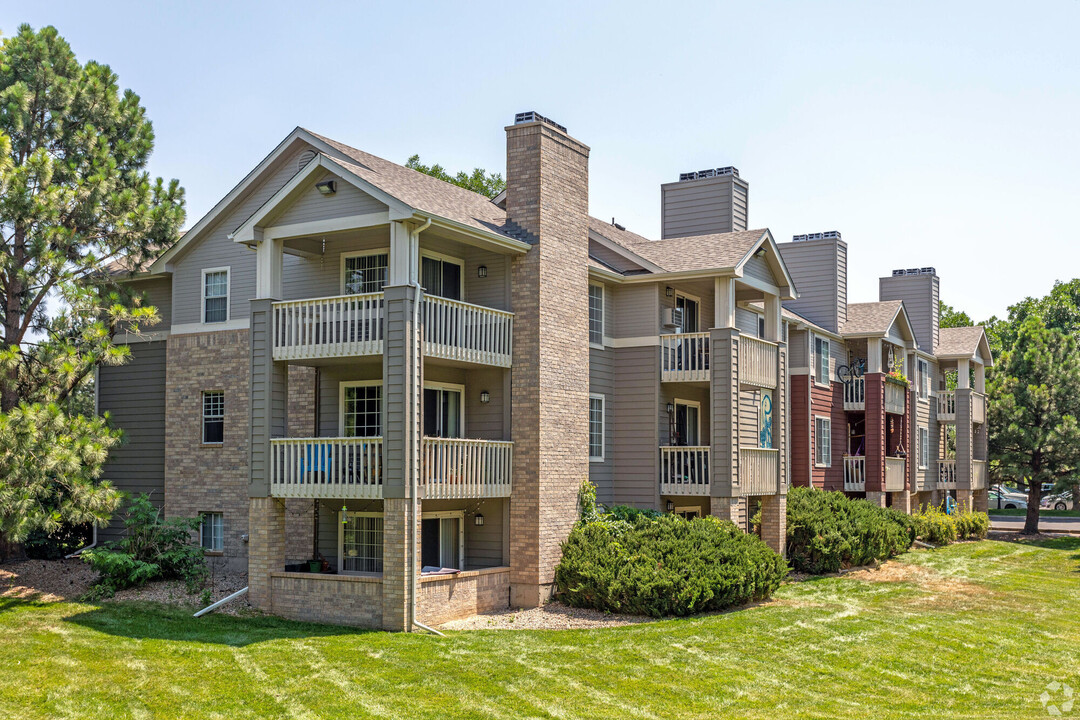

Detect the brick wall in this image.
[165,329,250,570]
[270,572,382,628]
[285,366,317,564]
[418,567,510,625]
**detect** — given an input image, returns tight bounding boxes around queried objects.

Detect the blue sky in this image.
[9,1,1080,321]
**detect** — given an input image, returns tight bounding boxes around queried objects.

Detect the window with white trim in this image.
[589,394,605,461]
[815,416,832,467]
[588,284,604,346]
[202,391,224,444]
[202,269,229,323]
[343,252,388,295]
[918,359,931,399]
[341,382,381,437]
[815,336,830,386]
[200,512,223,552]
[341,512,383,573]
[919,427,929,469]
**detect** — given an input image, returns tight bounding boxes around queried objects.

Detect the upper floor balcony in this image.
[658,445,779,497]
[841,375,908,415]
[937,391,985,425]
[271,292,513,367]
[660,332,778,388]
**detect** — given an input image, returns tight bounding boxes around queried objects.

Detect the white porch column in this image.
[715,276,735,329]
[957,358,971,389]
[973,362,985,393]
[390,220,420,286]
[867,338,882,374]
[763,292,781,342]
[255,231,284,299]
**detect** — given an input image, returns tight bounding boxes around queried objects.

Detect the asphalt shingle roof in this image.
[841,300,904,336]
[588,218,768,274]
[937,326,987,357]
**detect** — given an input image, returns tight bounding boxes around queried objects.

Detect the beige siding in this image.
[269,170,386,227]
[742,254,774,285]
[613,284,658,338]
[132,277,173,328]
[589,347,615,505]
[660,175,749,239]
[879,273,939,354]
[612,345,659,507]
[776,238,846,333]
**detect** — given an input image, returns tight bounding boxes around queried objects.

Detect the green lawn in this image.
[2,539,1079,719]
[989,507,1080,517]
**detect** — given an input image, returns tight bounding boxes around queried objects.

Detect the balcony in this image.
[740,336,778,389]
[268,436,513,500]
[937,392,956,422]
[271,293,513,367]
[660,333,710,383]
[938,459,957,490]
[972,460,987,490]
[885,457,906,492]
[740,447,779,496]
[659,446,710,496]
[844,377,865,411]
[884,379,907,415]
[844,456,865,492]
[971,392,986,425]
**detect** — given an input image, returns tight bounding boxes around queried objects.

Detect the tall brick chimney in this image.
[879,268,939,353]
[661,167,749,238]
[776,231,848,333]
[505,111,590,606]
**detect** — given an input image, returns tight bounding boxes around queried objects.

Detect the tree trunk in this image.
[1071,483,1080,512]
[1022,482,1041,535]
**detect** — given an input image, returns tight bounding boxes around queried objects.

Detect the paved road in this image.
[990,515,1080,533]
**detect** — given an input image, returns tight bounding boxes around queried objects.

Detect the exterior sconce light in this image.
[665,286,674,298]
[477,265,488,278]
[754,248,767,259]
[315,180,337,196]
[480,390,490,404]
[666,402,674,415]
[474,513,485,526]
[666,500,675,512]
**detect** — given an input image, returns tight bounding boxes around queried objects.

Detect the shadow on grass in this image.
[60,600,374,647]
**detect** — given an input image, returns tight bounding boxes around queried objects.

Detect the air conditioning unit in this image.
[663,307,684,330]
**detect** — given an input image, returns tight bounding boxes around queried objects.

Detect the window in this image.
[589,394,605,461]
[341,512,383,573]
[202,391,224,444]
[919,427,929,470]
[917,359,931,399]
[341,382,381,437]
[588,284,604,346]
[421,254,463,301]
[342,252,388,295]
[421,512,464,570]
[815,336,830,386]
[758,316,766,339]
[200,512,223,552]
[674,508,700,520]
[423,384,463,438]
[673,399,700,446]
[814,416,832,467]
[202,268,229,324]
[675,293,699,333]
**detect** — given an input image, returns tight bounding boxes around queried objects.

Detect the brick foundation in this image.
[865,491,887,508]
[418,567,511,625]
[710,496,748,531]
[759,494,787,557]
[248,497,285,610]
[271,572,382,628]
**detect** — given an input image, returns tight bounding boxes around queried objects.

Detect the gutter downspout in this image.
[65,524,97,559]
[404,217,443,637]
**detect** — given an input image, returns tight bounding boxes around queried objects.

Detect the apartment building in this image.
[98,111,985,630]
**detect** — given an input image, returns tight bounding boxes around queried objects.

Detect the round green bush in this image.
[555,514,787,617]
[786,486,914,574]
[912,506,957,545]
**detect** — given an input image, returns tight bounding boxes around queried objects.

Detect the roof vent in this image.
[892,267,936,276]
[514,111,567,133]
[678,166,739,182]
[610,218,626,231]
[297,150,317,172]
[792,230,842,243]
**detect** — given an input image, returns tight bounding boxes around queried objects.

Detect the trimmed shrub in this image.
[911,506,957,545]
[82,494,206,598]
[555,513,787,617]
[959,510,990,540]
[786,486,914,574]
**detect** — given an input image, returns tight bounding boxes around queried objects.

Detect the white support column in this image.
[957,358,970,389]
[973,362,985,393]
[255,231,284,299]
[715,276,735,329]
[390,220,419,287]
[867,338,882,374]
[763,292,781,342]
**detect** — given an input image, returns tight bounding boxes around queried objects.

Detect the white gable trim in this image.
[733,230,798,300]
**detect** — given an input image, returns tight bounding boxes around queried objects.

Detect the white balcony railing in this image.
[660,446,710,495]
[422,437,513,499]
[972,392,986,425]
[272,293,384,361]
[884,379,907,415]
[740,447,779,496]
[269,437,383,499]
[972,460,988,490]
[660,333,710,382]
[885,457,907,492]
[422,296,513,368]
[740,336,778,389]
[938,459,957,489]
[844,376,865,410]
[938,392,956,422]
[844,456,866,492]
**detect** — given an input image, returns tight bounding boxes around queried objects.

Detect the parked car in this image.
[1041,491,1074,511]
[989,488,1027,510]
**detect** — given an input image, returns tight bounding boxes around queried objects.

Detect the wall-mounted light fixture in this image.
[754,248,767,259]
[665,286,674,298]
[474,513,485,526]
[666,500,675,512]
[477,265,488,278]
[315,179,337,196]
[480,390,490,404]
[666,402,674,415]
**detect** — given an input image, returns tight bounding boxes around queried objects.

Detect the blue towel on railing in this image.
[298,443,331,478]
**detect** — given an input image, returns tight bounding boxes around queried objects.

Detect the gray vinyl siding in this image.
[660,175,749,239]
[613,284,658,338]
[282,232,389,301]
[879,273,940,354]
[659,385,710,446]
[133,277,172,327]
[464,249,512,311]
[171,144,317,325]
[269,169,386,227]
[735,307,760,337]
[776,239,846,333]
[738,388,762,451]
[612,345,660,507]
[588,238,650,274]
[98,341,167,542]
[659,279,715,333]
[789,327,808,369]
[463,368,509,440]
[742,255,774,286]
[589,347,615,505]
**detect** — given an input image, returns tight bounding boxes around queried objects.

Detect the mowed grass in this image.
[2,539,1079,720]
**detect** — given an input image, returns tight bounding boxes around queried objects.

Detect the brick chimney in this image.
[879,268,939,353]
[505,111,590,607]
[776,232,848,334]
[660,167,749,238]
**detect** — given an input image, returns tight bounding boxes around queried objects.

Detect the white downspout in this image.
[65,524,97,559]
[404,217,443,637]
